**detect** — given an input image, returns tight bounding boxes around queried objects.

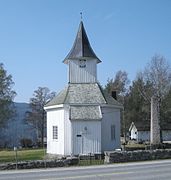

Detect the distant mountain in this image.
[0,102,37,148]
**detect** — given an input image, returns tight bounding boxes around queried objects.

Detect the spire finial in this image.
[80,12,83,20]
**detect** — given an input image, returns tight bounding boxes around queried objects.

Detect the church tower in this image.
[63,21,101,83]
[45,20,122,156]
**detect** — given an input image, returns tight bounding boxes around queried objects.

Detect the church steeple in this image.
[63,21,101,64]
[64,21,100,83]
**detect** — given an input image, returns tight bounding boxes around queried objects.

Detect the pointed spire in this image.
[63,21,101,64]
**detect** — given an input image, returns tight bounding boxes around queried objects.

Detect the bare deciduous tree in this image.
[144,54,171,99]
[25,87,55,147]
[136,54,171,143]
[136,54,171,103]
[105,70,130,97]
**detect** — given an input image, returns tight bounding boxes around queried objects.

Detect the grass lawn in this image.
[0,148,45,163]
[125,143,146,148]
[124,143,146,151]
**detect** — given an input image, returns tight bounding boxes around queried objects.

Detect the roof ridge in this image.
[80,21,84,56]
[97,83,107,104]
[63,84,70,104]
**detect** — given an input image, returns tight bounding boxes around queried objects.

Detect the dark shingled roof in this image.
[70,105,102,120]
[45,83,122,108]
[63,21,101,64]
[45,86,68,106]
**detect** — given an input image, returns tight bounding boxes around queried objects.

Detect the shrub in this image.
[20,138,33,148]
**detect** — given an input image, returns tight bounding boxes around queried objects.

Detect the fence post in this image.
[14,147,18,170]
[89,153,92,165]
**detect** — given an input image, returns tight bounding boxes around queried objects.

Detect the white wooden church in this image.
[44,21,122,156]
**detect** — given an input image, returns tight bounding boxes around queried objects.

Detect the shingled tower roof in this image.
[63,21,101,64]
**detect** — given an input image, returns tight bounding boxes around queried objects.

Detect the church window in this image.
[53,126,58,140]
[111,125,115,140]
[79,59,86,68]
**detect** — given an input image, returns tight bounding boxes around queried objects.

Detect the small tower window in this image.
[79,59,86,68]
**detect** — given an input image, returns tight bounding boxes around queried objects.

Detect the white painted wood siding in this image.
[69,59,97,83]
[64,106,72,155]
[130,125,138,140]
[101,107,121,152]
[72,120,101,155]
[138,131,150,142]
[46,108,64,155]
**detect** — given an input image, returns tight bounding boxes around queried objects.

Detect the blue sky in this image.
[0,0,171,103]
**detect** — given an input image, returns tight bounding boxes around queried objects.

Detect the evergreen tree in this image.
[0,63,16,127]
[104,70,130,136]
[124,78,151,132]
[160,89,171,127]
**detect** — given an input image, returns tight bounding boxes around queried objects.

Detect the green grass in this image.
[125,144,145,148]
[124,143,146,151]
[0,148,45,163]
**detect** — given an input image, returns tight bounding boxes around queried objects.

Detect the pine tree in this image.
[0,63,16,127]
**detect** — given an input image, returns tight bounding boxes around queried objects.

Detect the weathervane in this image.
[80,12,83,20]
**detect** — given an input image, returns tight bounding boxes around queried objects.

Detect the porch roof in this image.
[70,105,102,120]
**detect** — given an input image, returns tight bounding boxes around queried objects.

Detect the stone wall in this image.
[0,157,79,170]
[104,149,171,163]
[2,150,171,170]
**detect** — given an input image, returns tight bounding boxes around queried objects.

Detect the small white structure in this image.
[129,122,150,142]
[129,121,171,143]
[44,21,122,156]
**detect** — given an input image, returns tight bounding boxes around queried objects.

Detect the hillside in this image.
[0,102,37,148]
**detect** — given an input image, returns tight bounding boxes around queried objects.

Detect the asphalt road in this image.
[0,159,171,180]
